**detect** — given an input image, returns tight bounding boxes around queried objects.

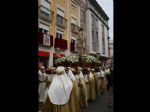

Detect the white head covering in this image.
[101,70,105,77]
[48,66,73,105]
[68,69,76,81]
[78,68,84,80]
[89,71,94,79]
[41,66,45,69]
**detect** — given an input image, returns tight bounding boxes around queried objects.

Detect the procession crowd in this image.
[39,65,113,112]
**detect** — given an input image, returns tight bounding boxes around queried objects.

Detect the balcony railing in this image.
[55,37,67,50]
[71,23,79,34]
[38,32,53,47]
[39,5,54,23]
[56,14,67,29]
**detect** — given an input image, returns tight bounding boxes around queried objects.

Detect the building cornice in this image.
[89,8,109,29]
[89,0,109,21]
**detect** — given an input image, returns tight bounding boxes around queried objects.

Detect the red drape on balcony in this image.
[38,32,53,47]
[55,38,67,50]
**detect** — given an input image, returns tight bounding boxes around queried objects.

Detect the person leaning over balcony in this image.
[42,66,73,112]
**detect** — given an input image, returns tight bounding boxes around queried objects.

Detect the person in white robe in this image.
[67,68,81,112]
[42,66,74,112]
[94,68,101,96]
[39,66,48,110]
[43,67,56,103]
[76,67,88,108]
[100,68,107,94]
[88,68,96,101]
[39,66,48,103]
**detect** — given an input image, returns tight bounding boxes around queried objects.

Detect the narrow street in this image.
[81,89,113,112]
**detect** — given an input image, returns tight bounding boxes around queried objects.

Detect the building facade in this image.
[108,39,113,68]
[38,0,80,68]
[79,0,110,66]
[86,0,109,56]
[108,40,113,58]
[38,0,110,68]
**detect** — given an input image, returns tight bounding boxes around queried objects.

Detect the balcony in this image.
[39,5,54,23]
[70,42,78,53]
[71,23,79,34]
[56,14,67,29]
[55,37,67,50]
[38,32,53,47]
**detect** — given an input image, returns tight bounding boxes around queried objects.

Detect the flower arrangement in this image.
[55,57,67,64]
[66,55,79,64]
[54,54,100,67]
[81,54,100,64]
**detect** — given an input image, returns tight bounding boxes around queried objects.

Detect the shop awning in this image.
[38,51,50,57]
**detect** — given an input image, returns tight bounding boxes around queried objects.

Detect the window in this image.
[91,14,94,27]
[57,8,65,26]
[72,17,77,24]
[95,18,98,30]
[57,15,64,25]
[39,23,49,34]
[45,0,50,2]
[102,38,105,54]
[41,0,50,9]
[92,30,95,51]
[102,24,105,54]
[71,35,77,52]
[96,31,99,51]
[102,24,105,34]
[57,8,64,17]
[39,28,44,33]
[40,10,50,18]
[40,6,50,18]
[72,4,76,10]
[71,24,75,31]
[39,28,48,34]
[71,17,77,31]
[91,31,94,42]
[56,30,64,39]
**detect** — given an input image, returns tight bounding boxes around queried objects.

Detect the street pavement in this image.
[39,89,113,112]
[81,89,113,112]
